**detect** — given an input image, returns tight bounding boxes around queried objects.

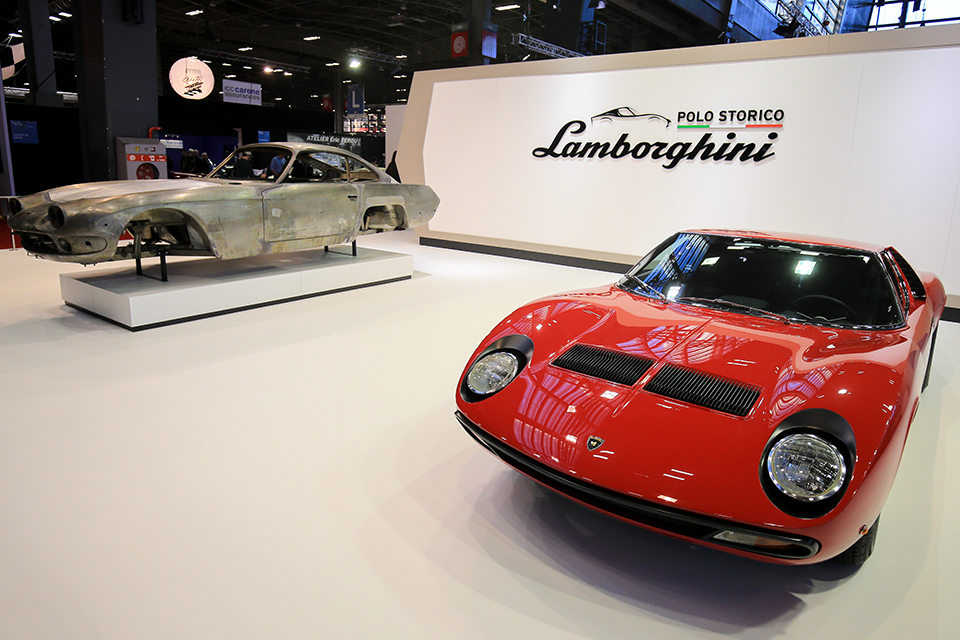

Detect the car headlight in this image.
[767,433,847,502]
[466,352,520,396]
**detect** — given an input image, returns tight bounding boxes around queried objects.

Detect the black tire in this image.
[837,516,879,566]
[923,326,938,392]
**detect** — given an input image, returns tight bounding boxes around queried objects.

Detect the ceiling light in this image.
[303,36,321,41]
[186,9,203,16]
[222,63,232,66]
[495,4,521,10]
[283,72,292,76]
[326,62,339,67]
[273,68,283,73]
[48,15,61,22]
[349,59,361,68]
[238,47,253,51]
[393,74,407,79]
[342,79,351,83]
[264,66,273,72]
[275,97,282,100]
[9,32,22,38]
[395,54,407,59]
[59,12,72,18]
[243,66,252,69]
[225,74,237,78]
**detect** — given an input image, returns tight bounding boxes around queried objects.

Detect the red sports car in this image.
[456,230,944,565]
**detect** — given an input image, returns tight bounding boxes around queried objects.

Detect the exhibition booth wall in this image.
[399,24,960,298]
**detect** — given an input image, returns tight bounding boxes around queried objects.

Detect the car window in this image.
[620,233,904,329]
[346,157,378,182]
[213,147,290,182]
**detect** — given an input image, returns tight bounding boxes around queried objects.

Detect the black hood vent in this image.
[644,364,761,417]
[551,344,654,386]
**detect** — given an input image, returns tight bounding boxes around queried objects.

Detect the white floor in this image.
[1,231,957,640]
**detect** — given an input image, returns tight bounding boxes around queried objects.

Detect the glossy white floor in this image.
[1,231,957,640]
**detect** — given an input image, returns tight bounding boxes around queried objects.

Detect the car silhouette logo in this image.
[591,107,671,128]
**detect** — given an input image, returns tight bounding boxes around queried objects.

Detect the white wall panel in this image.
[413,26,960,293]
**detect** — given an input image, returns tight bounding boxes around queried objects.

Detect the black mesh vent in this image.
[888,249,926,301]
[551,344,654,386]
[644,364,761,417]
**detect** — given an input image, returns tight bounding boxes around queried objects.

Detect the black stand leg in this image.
[159,251,168,282]
[352,240,357,256]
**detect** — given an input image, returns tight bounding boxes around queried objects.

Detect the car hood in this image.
[459,285,911,526]
[44,178,237,203]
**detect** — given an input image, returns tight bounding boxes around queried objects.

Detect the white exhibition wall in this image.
[400,25,960,295]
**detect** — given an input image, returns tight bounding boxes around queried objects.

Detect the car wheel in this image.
[923,326,938,392]
[836,516,879,566]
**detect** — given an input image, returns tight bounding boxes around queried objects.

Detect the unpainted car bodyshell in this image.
[5,143,440,264]
[456,229,945,564]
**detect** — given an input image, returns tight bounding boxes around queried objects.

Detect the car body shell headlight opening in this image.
[467,352,519,395]
[767,433,847,502]
[48,205,66,229]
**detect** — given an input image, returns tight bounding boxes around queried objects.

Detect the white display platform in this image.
[59,246,413,330]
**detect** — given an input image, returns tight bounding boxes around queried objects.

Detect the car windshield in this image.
[209,147,292,182]
[618,233,904,329]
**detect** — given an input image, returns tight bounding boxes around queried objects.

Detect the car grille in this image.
[17,232,60,254]
[643,363,761,417]
[456,411,820,560]
[551,344,654,386]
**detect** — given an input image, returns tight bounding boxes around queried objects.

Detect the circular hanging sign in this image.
[169,57,214,100]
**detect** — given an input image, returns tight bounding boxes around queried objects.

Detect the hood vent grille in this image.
[644,364,761,417]
[551,344,654,386]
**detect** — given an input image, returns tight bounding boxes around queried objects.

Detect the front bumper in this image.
[456,410,821,561]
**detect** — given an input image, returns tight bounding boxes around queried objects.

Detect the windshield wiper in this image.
[618,274,667,302]
[676,296,790,324]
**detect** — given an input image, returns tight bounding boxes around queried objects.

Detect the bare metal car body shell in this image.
[5,142,440,264]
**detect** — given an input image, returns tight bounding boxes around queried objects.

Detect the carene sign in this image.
[169,57,214,100]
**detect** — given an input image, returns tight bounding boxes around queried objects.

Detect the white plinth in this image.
[60,246,413,330]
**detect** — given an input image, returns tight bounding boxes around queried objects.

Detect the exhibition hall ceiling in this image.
[2,0,724,109]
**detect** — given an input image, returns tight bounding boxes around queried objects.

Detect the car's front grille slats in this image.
[551,344,654,386]
[644,363,761,417]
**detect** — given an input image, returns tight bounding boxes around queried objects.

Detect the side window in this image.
[346,157,377,182]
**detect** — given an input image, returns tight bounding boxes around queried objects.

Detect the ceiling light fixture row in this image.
[196,49,310,75]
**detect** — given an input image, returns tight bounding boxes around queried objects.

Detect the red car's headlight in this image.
[767,433,847,502]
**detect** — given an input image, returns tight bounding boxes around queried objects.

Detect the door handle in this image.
[347,194,358,200]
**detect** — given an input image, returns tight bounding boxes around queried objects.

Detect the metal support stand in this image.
[352,240,357,256]
[133,223,144,276]
[159,250,168,282]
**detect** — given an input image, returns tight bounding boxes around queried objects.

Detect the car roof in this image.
[684,229,886,254]
[238,141,357,155]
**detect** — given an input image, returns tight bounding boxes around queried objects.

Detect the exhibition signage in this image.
[532,106,783,169]
[10,120,38,144]
[451,23,468,58]
[223,79,262,106]
[169,57,214,100]
[347,84,364,116]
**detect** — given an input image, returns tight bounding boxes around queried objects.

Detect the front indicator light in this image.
[767,433,846,502]
[711,529,819,558]
[466,352,519,395]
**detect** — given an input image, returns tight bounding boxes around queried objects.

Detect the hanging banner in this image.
[169,57,214,100]
[451,22,468,58]
[223,79,262,106]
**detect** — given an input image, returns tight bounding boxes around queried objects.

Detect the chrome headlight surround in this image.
[460,334,534,403]
[759,408,856,519]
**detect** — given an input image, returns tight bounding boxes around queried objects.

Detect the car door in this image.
[261,151,361,243]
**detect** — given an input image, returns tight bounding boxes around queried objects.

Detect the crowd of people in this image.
[178,148,214,175]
